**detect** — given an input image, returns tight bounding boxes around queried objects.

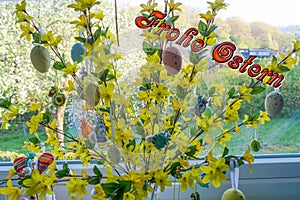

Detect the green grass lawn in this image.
[227,115,300,155]
[0,123,74,161]
[0,123,48,160]
[1,116,300,161]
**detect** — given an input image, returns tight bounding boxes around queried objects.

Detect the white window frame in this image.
[1,154,300,200]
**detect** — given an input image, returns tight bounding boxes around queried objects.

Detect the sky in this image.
[113,0,300,26]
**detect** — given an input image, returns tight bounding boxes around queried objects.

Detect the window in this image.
[0,1,300,200]
[1,0,300,160]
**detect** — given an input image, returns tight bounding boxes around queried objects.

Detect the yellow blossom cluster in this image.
[1,0,298,199]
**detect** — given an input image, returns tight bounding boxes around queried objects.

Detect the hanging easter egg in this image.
[71,43,86,63]
[195,96,208,117]
[87,132,97,148]
[84,83,101,107]
[264,91,284,117]
[94,123,107,143]
[190,192,200,200]
[13,156,27,178]
[37,152,55,174]
[108,145,121,165]
[23,166,32,176]
[221,188,246,200]
[52,93,66,107]
[80,118,94,138]
[251,139,262,152]
[162,46,182,74]
[152,133,170,150]
[195,103,206,117]
[30,45,51,73]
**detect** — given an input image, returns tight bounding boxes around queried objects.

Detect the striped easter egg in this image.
[37,152,55,174]
[13,156,27,178]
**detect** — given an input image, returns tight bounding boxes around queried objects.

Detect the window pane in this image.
[0,0,300,164]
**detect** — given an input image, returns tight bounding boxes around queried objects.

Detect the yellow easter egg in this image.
[221,188,246,200]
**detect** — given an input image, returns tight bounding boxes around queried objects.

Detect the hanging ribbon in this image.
[229,158,239,190]
[114,0,120,46]
[110,101,116,143]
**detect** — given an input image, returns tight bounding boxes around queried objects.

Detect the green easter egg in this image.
[251,140,261,152]
[52,93,66,107]
[221,188,246,200]
[190,192,200,200]
[30,45,51,73]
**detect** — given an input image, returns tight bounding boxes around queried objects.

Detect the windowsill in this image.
[1,154,300,199]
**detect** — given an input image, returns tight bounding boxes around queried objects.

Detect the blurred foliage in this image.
[215,17,295,51]
[0,0,114,108]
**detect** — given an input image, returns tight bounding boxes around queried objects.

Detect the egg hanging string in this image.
[221,159,246,200]
[230,158,239,190]
[114,0,120,46]
[110,101,116,143]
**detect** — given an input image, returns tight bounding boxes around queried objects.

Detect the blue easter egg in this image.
[71,43,86,63]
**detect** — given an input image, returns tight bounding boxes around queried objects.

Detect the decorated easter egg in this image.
[71,43,86,63]
[30,45,51,73]
[89,132,97,143]
[264,91,284,117]
[195,95,209,117]
[37,152,55,174]
[13,156,27,178]
[195,103,205,117]
[23,167,32,176]
[80,118,94,138]
[190,192,200,200]
[94,123,107,143]
[152,133,170,150]
[162,46,182,74]
[251,139,261,152]
[84,83,101,107]
[221,188,246,200]
[52,93,66,107]
[108,145,121,165]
